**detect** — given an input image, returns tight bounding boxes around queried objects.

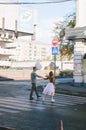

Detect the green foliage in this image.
[59,69,73,78]
[60,43,74,59]
[67,12,76,28]
[67,19,76,28]
[52,12,76,60]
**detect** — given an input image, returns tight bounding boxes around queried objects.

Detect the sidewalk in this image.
[0,78,86,97]
[37,79,86,97]
[55,82,86,97]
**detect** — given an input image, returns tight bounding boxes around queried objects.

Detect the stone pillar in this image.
[74,40,84,86]
[65,0,86,86]
[73,0,86,86]
[83,59,86,86]
[82,45,86,86]
[76,0,86,27]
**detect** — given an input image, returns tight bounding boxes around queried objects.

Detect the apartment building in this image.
[10,37,52,62]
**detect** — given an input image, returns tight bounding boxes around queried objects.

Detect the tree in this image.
[60,41,74,60]
[52,12,75,59]
[66,12,76,28]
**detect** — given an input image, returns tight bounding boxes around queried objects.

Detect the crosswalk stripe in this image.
[56,94,86,104]
[56,97,86,104]
[0,107,19,113]
[0,94,86,115]
[0,97,45,113]
[0,113,3,115]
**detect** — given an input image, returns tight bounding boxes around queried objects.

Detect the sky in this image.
[30,0,76,43]
[0,0,76,44]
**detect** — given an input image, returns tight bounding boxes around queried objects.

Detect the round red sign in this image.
[52,38,58,46]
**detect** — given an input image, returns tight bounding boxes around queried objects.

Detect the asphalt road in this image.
[0,81,86,130]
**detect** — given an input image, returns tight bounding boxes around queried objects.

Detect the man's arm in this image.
[35,73,43,78]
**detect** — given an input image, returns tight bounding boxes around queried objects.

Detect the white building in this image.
[0,2,73,69]
[0,3,37,68]
[10,37,51,62]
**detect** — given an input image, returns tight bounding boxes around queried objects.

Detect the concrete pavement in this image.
[0,80,86,130]
[37,79,86,97]
[0,78,86,97]
[55,82,86,97]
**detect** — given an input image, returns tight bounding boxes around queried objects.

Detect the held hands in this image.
[41,75,48,79]
[41,74,49,80]
[39,75,44,79]
[43,76,48,80]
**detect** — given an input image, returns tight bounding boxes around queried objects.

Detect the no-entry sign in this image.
[52,38,58,46]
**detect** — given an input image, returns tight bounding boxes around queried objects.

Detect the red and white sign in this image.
[52,38,58,46]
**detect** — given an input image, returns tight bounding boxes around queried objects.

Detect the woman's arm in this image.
[43,75,49,80]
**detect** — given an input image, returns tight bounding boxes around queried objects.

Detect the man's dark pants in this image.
[30,83,39,99]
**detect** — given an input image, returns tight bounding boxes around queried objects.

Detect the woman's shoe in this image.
[43,96,45,101]
[51,99,55,103]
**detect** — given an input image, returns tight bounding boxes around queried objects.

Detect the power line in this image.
[0,0,74,5]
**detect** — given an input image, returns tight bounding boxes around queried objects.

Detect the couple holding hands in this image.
[29,67,55,102]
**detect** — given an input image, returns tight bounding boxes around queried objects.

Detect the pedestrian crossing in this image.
[0,94,86,115]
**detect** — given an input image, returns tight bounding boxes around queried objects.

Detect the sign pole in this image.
[54,54,56,83]
[52,37,58,84]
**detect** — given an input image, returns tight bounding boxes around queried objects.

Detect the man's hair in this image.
[33,67,36,70]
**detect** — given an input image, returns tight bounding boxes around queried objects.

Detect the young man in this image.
[29,67,43,100]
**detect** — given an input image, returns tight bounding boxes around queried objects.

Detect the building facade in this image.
[10,37,51,62]
[0,3,36,68]
[66,0,86,86]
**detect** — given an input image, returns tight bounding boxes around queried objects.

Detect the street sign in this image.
[52,46,59,55]
[52,38,58,46]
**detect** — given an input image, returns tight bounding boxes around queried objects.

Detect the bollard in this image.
[59,120,63,130]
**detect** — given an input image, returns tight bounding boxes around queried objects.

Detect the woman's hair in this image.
[49,71,53,77]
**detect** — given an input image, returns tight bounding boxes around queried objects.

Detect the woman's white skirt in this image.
[43,83,55,96]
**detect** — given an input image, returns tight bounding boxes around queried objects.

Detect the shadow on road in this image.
[0,76,14,81]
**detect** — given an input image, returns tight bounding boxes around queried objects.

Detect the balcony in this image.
[0,48,11,56]
[0,60,11,67]
[5,43,16,49]
[0,31,14,43]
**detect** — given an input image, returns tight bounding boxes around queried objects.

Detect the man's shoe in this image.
[37,95,41,100]
[30,97,34,100]
[37,95,41,98]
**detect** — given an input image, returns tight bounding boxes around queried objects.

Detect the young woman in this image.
[43,71,55,102]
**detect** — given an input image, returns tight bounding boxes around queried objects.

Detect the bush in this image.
[57,69,73,78]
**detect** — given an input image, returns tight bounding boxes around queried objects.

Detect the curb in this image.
[37,84,86,97]
[56,90,86,97]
